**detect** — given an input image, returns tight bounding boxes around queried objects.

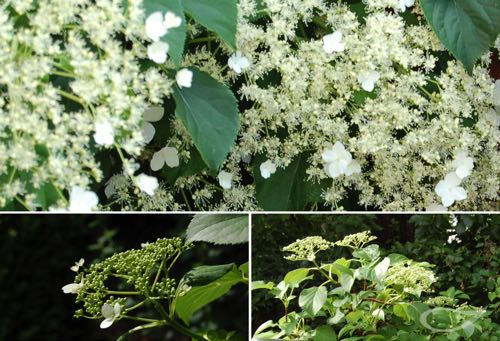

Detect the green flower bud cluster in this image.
[73,237,192,318]
[334,231,377,249]
[425,296,456,307]
[283,236,334,261]
[385,261,437,297]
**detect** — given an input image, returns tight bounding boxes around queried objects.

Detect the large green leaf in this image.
[314,325,337,341]
[299,286,327,316]
[181,0,237,49]
[175,267,244,324]
[143,0,187,66]
[172,67,239,170]
[284,268,310,288]
[254,153,325,210]
[186,214,248,244]
[180,263,235,287]
[420,0,500,72]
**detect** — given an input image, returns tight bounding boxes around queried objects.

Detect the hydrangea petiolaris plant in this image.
[252,231,498,340]
[63,232,248,340]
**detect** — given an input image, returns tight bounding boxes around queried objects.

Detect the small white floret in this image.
[399,0,416,12]
[176,68,193,88]
[218,171,233,189]
[70,258,85,272]
[451,151,474,179]
[62,279,84,294]
[136,174,159,196]
[93,120,114,146]
[435,172,467,207]
[151,146,180,171]
[147,41,169,64]
[260,160,277,179]
[100,303,121,329]
[163,11,182,30]
[322,31,344,54]
[69,186,98,212]
[228,52,251,74]
[357,71,380,92]
[145,12,167,42]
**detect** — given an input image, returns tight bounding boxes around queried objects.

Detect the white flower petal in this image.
[161,147,180,168]
[101,303,115,319]
[136,174,159,196]
[142,122,156,144]
[144,107,164,122]
[100,318,114,329]
[322,31,344,53]
[68,186,98,212]
[345,160,361,175]
[145,12,167,42]
[260,160,277,179]
[218,171,233,189]
[228,52,251,74]
[93,120,114,146]
[150,150,165,171]
[147,41,169,64]
[176,68,193,88]
[62,283,81,294]
[163,11,182,30]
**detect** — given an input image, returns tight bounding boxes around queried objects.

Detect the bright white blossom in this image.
[260,160,277,179]
[435,173,467,207]
[146,12,167,41]
[399,0,415,12]
[93,120,114,147]
[100,303,121,329]
[322,142,361,178]
[218,171,233,189]
[136,174,159,196]
[176,68,193,88]
[62,279,84,294]
[148,41,169,63]
[163,11,182,30]
[70,258,85,272]
[151,146,180,171]
[322,31,345,53]
[68,187,99,212]
[451,151,474,179]
[228,52,251,74]
[357,71,380,92]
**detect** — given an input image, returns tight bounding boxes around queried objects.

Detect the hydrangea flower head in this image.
[435,172,467,207]
[322,31,344,53]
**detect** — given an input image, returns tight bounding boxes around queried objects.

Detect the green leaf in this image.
[180,263,235,286]
[340,273,354,293]
[181,0,237,49]
[314,325,337,341]
[299,286,327,316]
[251,280,274,291]
[34,182,60,210]
[284,268,310,288]
[352,244,380,261]
[143,0,187,66]
[254,153,325,210]
[420,0,500,72]
[186,214,248,244]
[175,268,244,324]
[172,67,239,170]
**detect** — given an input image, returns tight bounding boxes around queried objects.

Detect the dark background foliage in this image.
[0,214,248,341]
[251,214,500,332]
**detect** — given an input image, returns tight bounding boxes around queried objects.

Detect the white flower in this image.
[372,308,385,321]
[142,107,164,144]
[228,52,251,74]
[136,173,159,196]
[218,171,233,189]
[62,278,84,294]
[70,258,85,272]
[447,229,462,244]
[451,151,474,179]
[163,11,182,30]
[151,146,180,171]
[147,41,169,64]
[357,70,380,92]
[260,160,277,179]
[399,0,415,12]
[93,120,114,146]
[145,12,167,42]
[176,68,193,88]
[100,303,121,329]
[493,80,500,107]
[322,142,361,178]
[374,257,390,281]
[68,186,98,212]
[322,31,344,53]
[426,203,447,212]
[435,173,467,207]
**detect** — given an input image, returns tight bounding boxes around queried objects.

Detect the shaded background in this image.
[251,214,500,332]
[0,214,248,341]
